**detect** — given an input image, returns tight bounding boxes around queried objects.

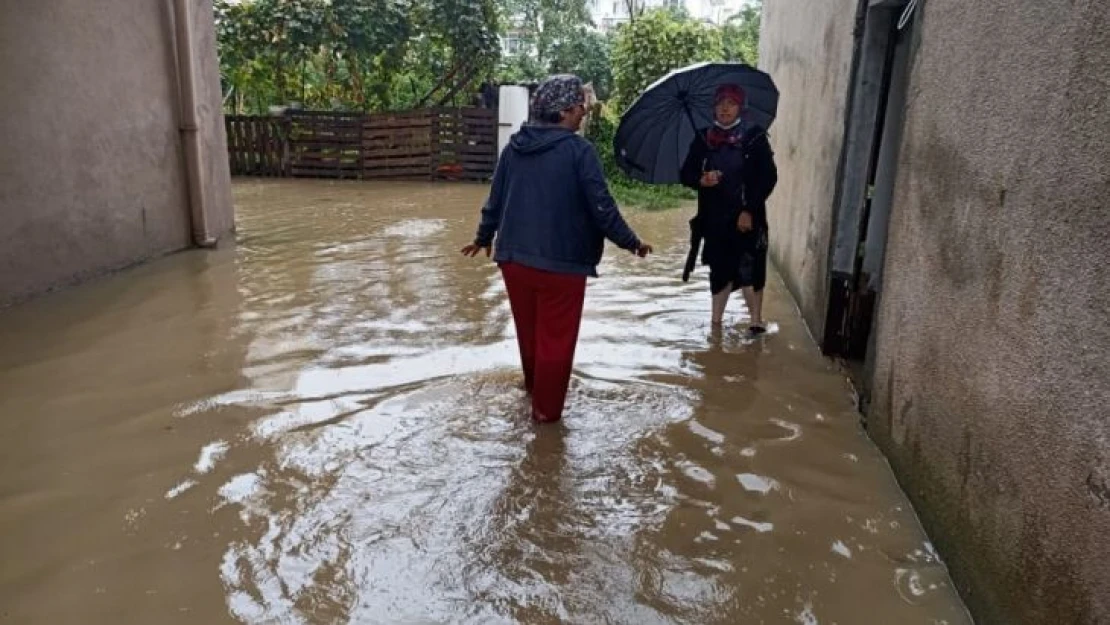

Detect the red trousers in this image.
[499,262,587,422]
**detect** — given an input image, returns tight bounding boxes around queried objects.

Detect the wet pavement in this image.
[0,179,971,624]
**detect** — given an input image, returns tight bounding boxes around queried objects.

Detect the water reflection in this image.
[0,180,971,625]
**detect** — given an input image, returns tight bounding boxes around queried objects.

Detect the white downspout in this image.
[172,0,216,247]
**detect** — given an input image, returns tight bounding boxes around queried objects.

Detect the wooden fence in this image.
[361,109,435,180]
[225,107,497,182]
[225,115,287,177]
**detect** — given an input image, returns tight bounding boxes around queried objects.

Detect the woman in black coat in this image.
[680,84,778,334]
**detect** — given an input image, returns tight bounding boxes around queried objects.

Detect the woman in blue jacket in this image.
[462,74,653,423]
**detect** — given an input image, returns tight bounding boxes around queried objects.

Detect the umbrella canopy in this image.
[614,62,779,185]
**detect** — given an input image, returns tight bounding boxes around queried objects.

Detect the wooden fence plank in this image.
[363,157,432,168]
[229,119,239,174]
[227,107,495,181]
[362,148,432,159]
[225,116,290,176]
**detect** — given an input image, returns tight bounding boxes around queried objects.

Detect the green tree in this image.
[214,0,328,108]
[548,28,613,99]
[497,54,545,84]
[610,8,724,108]
[418,0,501,69]
[720,2,761,65]
[403,0,500,107]
[328,0,412,108]
[499,0,590,72]
[215,0,500,113]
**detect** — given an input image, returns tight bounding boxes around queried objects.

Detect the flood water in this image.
[0,180,971,624]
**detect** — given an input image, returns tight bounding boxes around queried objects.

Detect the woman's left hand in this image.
[461,243,491,258]
[737,211,754,233]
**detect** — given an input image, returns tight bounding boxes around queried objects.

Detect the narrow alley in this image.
[0,180,971,624]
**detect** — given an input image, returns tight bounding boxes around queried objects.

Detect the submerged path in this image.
[0,179,971,624]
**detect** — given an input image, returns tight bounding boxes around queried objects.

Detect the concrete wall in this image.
[762,0,1110,621]
[190,0,236,239]
[866,1,1110,623]
[758,0,859,336]
[0,0,233,307]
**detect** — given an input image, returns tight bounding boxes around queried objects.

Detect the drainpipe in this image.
[172,0,216,247]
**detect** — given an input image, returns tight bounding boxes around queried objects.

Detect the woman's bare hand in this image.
[461,243,491,258]
[700,171,722,187]
[737,211,753,232]
[635,243,653,258]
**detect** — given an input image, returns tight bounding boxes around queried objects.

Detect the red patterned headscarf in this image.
[707,85,747,148]
[714,84,746,107]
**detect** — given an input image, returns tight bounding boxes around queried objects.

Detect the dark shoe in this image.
[748,324,767,336]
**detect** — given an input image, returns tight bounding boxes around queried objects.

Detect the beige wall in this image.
[762,0,1110,622]
[0,0,233,307]
[867,1,1110,623]
[758,0,858,336]
[190,0,236,239]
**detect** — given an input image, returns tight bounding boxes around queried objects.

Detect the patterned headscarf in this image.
[714,84,746,107]
[530,74,585,119]
[707,83,748,148]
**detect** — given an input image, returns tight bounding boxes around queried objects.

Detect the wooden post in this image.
[280,116,291,177]
[357,112,366,180]
[429,108,440,181]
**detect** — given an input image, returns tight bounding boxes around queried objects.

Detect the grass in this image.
[610,180,695,211]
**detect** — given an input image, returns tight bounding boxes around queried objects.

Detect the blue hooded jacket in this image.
[474,124,642,277]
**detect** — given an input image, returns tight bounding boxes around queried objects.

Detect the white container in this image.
[497,85,530,156]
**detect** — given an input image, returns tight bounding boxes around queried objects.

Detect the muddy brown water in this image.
[0,180,971,624]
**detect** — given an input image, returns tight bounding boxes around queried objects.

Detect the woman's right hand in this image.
[700,171,722,187]
[737,211,753,233]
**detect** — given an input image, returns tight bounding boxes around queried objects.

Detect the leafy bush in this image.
[611,9,724,110]
[585,103,694,211]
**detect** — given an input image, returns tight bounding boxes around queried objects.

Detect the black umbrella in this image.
[614,62,779,185]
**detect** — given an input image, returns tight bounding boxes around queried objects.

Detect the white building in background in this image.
[501,0,754,58]
[587,0,675,32]
[587,0,749,31]
[685,0,749,24]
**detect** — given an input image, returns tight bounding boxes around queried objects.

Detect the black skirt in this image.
[706,227,768,294]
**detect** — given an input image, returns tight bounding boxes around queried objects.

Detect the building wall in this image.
[758,0,858,336]
[761,0,1110,622]
[191,0,236,240]
[0,0,233,307]
[866,1,1110,623]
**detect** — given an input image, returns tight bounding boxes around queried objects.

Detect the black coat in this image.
[679,126,778,275]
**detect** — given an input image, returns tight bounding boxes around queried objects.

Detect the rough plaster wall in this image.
[190,0,235,238]
[866,1,1110,623]
[0,0,233,307]
[759,0,858,337]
